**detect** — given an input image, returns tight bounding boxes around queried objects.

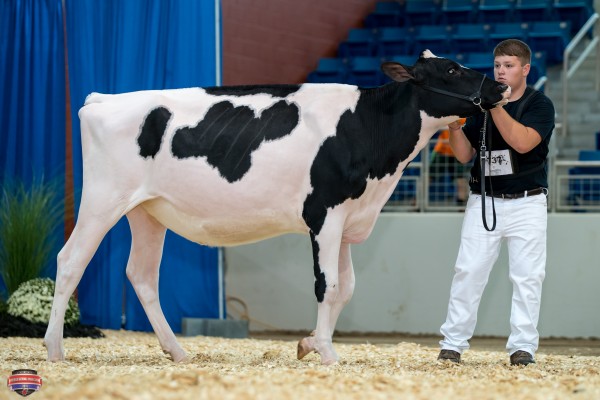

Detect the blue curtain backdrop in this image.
[0,0,66,291]
[1,0,223,333]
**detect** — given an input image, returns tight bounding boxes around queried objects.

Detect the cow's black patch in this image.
[172,100,299,182]
[138,106,172,159]
[302,83,422,235]
[310,232,327,303]
[203,84,301,98]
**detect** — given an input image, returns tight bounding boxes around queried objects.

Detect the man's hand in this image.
[448,120,463,131]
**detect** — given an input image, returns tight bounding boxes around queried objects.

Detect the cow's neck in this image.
[356,83,452,180]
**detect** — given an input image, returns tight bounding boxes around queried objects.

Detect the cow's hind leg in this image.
[44,206,123,361]
[298,227,343,365]
[125,206,187,362]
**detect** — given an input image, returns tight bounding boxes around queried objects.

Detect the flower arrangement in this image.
[7,278,79,326]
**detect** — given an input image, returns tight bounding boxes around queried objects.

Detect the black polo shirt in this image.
[462,87,555,194]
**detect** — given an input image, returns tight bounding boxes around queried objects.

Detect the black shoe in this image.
[510,350,535,366]
[438,349,461,363]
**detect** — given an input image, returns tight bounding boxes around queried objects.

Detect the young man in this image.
[438,39,555,366]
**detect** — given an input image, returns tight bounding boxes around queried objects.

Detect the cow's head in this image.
[381,50,510,118]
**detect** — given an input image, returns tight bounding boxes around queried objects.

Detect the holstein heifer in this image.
[45,51,509,365]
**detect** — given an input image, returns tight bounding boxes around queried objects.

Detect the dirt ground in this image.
[1,330,599,400]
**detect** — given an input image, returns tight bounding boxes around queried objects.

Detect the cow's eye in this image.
[448,67,456,75]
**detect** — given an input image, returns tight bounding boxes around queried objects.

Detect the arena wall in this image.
[225,213,600,339]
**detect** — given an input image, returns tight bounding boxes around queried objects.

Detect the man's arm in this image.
[448,121,476,164]
[489,107,542,153]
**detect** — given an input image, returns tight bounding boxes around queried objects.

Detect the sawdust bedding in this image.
[1,330,599,400]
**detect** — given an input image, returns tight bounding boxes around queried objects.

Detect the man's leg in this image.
[440,195,503,354]
[505,194,547,358]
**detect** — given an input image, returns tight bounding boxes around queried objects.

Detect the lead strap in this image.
[479,111,496,231]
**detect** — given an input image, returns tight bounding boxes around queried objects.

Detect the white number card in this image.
[484,149,514,176]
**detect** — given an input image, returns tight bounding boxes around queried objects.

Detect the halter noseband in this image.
[420,74,487,112]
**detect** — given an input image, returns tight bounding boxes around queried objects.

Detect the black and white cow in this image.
[44,50,509,365]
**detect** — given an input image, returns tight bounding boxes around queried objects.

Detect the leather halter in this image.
[420,74,487,112]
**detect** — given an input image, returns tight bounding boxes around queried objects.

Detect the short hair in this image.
[493,39,532,66]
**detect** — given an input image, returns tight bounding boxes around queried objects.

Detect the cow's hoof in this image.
[297,337,315,360]
[44,340,65,362]
[165,348,188,363]
[320,356,339,366]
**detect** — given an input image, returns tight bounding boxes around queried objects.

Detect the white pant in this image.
[440,192,547,356]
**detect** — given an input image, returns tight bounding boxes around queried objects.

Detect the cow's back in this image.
[78,85,362,246]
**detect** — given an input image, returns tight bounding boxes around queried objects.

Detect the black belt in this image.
[471,187,546,199]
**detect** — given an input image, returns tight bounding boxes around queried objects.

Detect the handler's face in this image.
[494,55,529,95]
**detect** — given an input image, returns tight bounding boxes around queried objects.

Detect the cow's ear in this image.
[381,62,415,82]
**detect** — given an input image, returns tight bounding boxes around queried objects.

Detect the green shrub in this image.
[0,178,63,296]
[7,278,80,326]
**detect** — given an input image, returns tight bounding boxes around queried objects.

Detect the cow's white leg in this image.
[328,242,355,335]
[298,223,343,365]
[125,206,187,362]
[44,208,121,361]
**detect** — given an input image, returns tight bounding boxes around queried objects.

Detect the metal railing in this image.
[384,146,600,213]
[561,12,600,137]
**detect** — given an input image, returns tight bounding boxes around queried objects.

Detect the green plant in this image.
[0,178,63,296]
[7,277,80,325]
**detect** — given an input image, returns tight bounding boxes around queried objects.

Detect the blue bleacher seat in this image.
[464,52,494,77]
[386,54,418,66]
[553,0,594,35]
[364,1,404,28]
[450,23,491,53]
[347,56,386,87]
[413,24,454,55]
[478,0,516,23]
[338,28,378,58]
[528,51,547,86]
[487,22,530,48]
[376,27,415,57]
[514,0,555,22]
[306,58,349,83]
[404,0,442,27]
[568,150,600,204]
[441,0,480,24]
[527,21,571,64]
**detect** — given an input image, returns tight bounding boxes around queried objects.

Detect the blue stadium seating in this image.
[441,0,480,24]
[404,0,442,26]
[347,56,386,87]
[413,25,454,55]
[451,23,491,53]
[568,150,600,204]
[487,22,530,48]
[528,51,547,86]
[514,0,555,22]
[364,1,404,28]
[527,21,571,64]
[553,0,594,34]
[306,58,349,83]
[386,54,418,66]
[477,0,516,23]
[463,52,494,77]
[338,28,378,58]
[376,27,415,57]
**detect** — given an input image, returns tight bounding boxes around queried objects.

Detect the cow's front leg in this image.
[298,229,342,365]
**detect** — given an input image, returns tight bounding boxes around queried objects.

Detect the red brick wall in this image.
[221,0,378,85]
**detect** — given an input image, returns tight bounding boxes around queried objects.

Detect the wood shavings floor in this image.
[1,330,599,399]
